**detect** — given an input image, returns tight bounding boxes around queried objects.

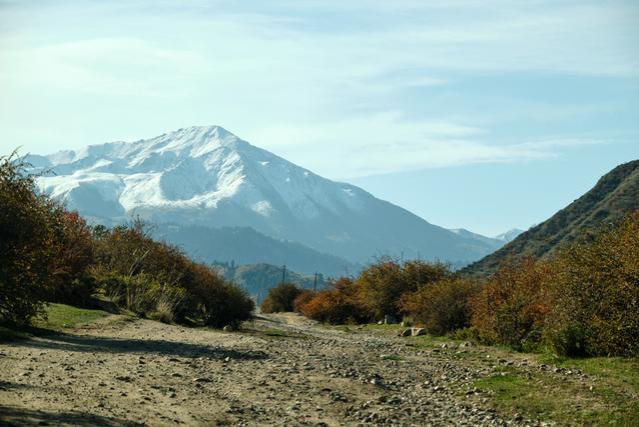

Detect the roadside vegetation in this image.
[2,150,638,425]
[0,152,254,332]
[347,321,638,425]
[293,212,639,358]
[260,283,304,313]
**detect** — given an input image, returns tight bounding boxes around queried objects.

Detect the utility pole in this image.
[313,272,318,291]
[281,264,287,284]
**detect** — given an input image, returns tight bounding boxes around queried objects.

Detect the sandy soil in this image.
[0,313,549,426]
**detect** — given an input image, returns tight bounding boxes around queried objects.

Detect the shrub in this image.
[153,287,187,324]
[400,277,481,336]
[182,262,254,327]
[92,223,254,327]
[293,290,317,313]
[92,272,155,315]
[48,211,95,306]
[260,283,303,313]
[50,276,99,308]
[93,219,190,287]
[0,153,57,326]
[0,150,254,329]
[298,277,367,324]
[356,258,451,320]
[545,212,639,357]
[470,257,552,350]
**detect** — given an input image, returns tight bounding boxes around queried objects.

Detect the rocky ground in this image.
[0,313,570,426]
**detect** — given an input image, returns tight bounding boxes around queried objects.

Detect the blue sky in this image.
[1,0,637,235]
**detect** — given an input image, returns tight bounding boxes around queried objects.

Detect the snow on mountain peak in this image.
[29,125,506,265]
[494,228,525,243]
[33,125,367,225]
[151,125,244,156]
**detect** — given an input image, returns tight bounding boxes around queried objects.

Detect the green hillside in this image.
[213,262,328,303]
[464,159,639,276]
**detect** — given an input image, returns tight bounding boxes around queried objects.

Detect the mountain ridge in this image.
[30,125,503,267]
[493,228,524,243]
[463,159,639,276]
[153,224,356,277]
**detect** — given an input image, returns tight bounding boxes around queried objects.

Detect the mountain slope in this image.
[493,228,524,243]
[464,159,639,276]
[213,262,326,302]
[31,125,501,266]
[153,224,355,277]
[449,228,505,251]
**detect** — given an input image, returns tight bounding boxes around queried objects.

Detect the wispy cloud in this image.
[0,37,207,96]
[246,113,608,178]
[0,0,636,179]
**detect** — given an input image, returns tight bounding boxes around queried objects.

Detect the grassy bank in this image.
[0,303,111,343]
[352,323,639,425]
[472,355,639,425]
[32,303,110,330]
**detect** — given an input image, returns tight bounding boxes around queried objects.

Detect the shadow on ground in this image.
[6,333,268,361]
[0,381,40,392]
[0,406,141,427]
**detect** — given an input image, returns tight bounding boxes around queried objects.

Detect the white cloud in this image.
[246,113,607,179]
[0,0,635,174]
[0,37,208,96]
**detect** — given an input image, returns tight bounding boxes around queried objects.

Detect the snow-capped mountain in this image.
[30,125,501,266]
[494,228,525,243]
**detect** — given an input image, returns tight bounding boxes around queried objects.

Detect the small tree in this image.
[400,277,480,335]
[0,152,56,325]
[356,258,451,320]
[546,212,639,357]
[470,257,552,350]
[298,277,367,324]
[293,289,317,313]
[261,283,303,313]
[183,262,254,327]
[49,210,96,305]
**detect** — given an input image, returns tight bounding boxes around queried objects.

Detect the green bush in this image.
[356,258,451,320]
[0,153,57,326]
[400,277,481,336]
[469,258,552,351]
[545,212,639,357]
[41,209,95,307]
[92,221,254,327]
[50,276,98,308]
[260,283,303,313]
[180,262,254,327]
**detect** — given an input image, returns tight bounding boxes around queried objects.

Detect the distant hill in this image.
[493,228,524,243]
[464,159,639,276]
[153,224,356,277]
[213,262,327,303]
[449,228,505,250]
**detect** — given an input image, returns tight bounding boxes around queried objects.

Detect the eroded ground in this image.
[0,313,594,426]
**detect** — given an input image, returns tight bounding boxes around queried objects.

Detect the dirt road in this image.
[0,313,549,426]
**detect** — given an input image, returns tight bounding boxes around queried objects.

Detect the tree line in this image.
[262,212,639,357]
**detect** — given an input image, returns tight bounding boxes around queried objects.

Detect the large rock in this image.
[411,328,426,337]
